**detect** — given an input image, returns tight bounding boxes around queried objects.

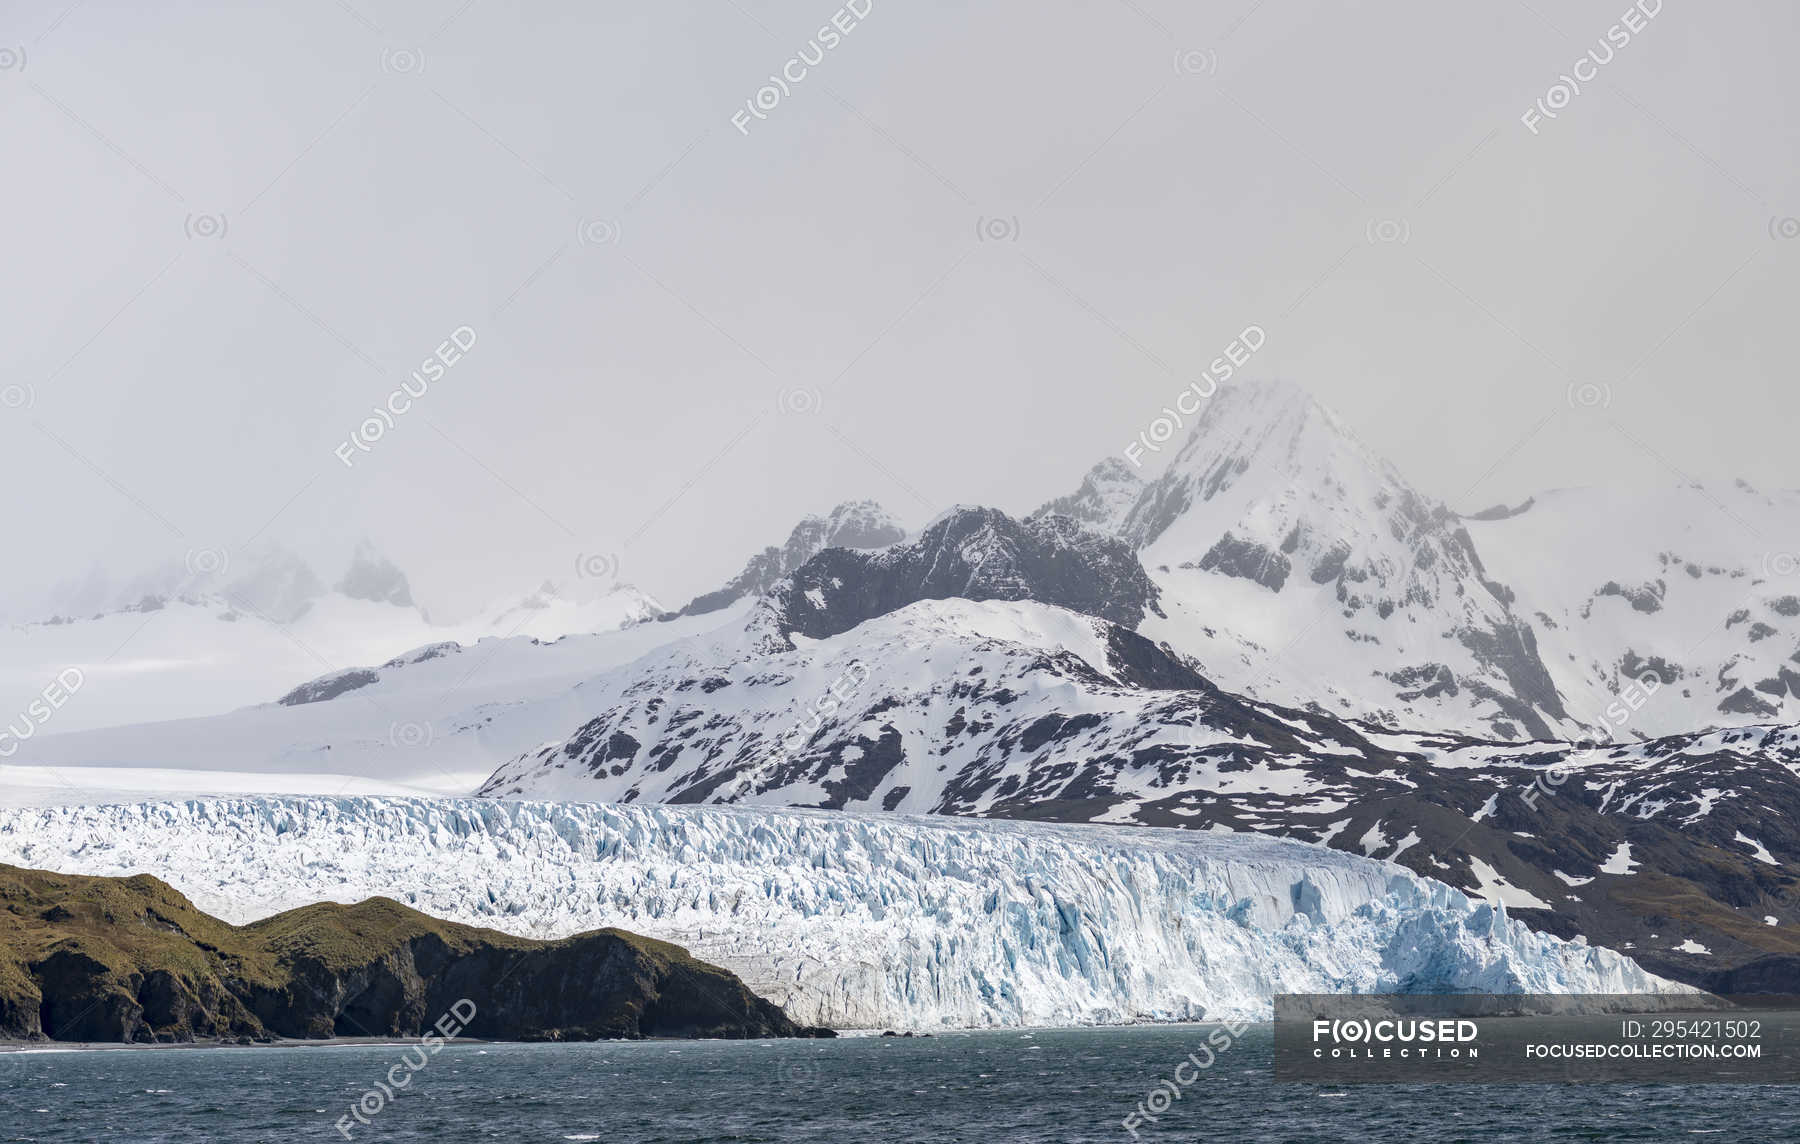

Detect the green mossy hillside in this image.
[0,864,832,1043]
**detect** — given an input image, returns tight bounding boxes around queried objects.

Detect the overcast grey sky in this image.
[3,0,1796,617]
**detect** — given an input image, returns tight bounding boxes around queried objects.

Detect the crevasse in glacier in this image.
[0,797,1675,1029]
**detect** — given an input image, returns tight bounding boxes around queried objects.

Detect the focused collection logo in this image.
[1309,1017,1481,1060]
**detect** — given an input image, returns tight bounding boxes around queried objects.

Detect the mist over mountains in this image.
[12,380,1796,739]
[9,380,1800,995]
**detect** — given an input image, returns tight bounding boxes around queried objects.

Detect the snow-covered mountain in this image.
[334,539,416,608]
[473,594,1800,988]
[1031,456,1142,534]
[1036,381,1800,747]
[0,498,1169,800]
[0,602,744,803]
[0,797,1677,1029]
[747,505,1158,651]
[26,541,335,626]
[1466,482,1800,737]
[14,475,1795,988]
[2,543,426,733]
[1040,381,1583,742]
[671,499,905,619]
[462,578,666,644]
[1,542,666,734]
[11,378,1797,1002]
[477,597,1360,811]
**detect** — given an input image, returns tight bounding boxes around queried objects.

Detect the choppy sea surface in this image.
[3,1025,1793,1142]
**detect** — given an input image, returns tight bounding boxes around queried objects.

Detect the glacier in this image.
[0,797,1675,1030]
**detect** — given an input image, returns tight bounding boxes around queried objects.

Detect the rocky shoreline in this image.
[1,864,834,1044]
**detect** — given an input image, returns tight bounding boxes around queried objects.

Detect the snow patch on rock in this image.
[1600,843,1639,876]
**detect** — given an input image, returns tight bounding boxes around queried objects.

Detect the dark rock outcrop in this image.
[673,500,905,619]
[1720,687,1782,718]
[1,865,832,1043]
[1598,580,1665,615]
[1466,497,1536,522]
[1696,955,1800,996]
[278,669,379,706]
[758,506,1160,649]
[1196,532,1290,592]
[1455,620,1571,740]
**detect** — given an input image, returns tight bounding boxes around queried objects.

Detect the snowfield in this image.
[0,797,1676,1030]
[3,544,668,736]
[0,602,753,805]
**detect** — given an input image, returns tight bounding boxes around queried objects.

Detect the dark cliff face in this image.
[1,866,832,1043]
[278,668,380,706]
[759,507,1160,648]
[673,500,906,619]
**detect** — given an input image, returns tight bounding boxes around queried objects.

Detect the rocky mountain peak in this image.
[749,505,1161,651]
[1036,381,1578,740]
[335,540,414,608]
[1120,379,1407,552]
[818,499,907,550]
[672,499,906,619]
[1105,382,1486,614]
[1032,457,1144,533]
[215,543,327,624]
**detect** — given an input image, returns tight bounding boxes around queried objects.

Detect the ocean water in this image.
[3,1025,1793,1142]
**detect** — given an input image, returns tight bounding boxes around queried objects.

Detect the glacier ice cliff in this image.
[0,797,1676,1029]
